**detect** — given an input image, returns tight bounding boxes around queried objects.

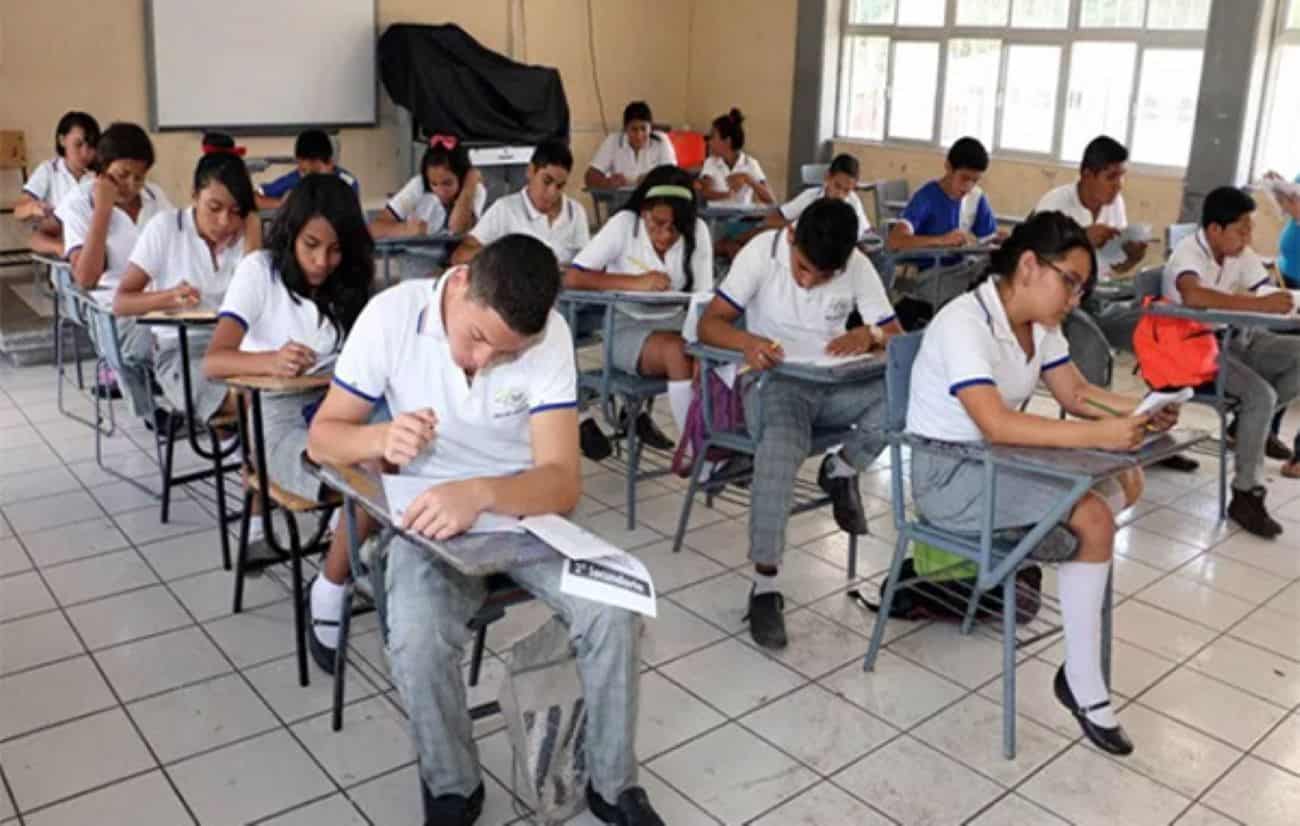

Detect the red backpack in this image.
[1132,297,1219,390]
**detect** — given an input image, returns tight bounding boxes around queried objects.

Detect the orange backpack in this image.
[1132,297,1219,390]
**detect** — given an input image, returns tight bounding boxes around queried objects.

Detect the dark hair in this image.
[94,122,154,172]
[54,111,99,157]
[623,101,653,127]
[420,141,472,194]
[793,198,859,272]
[617,165,702,291]
[947,137,989,173]
[193,153,256,217]
[294,130,334,162]
[1202,186,1256,230]
[265,174,373,336]
[531,139,574,172]
[980,210,1097,296]
[828,153,860,179]
[711,108,746,151]
[466,235,561,336]
[1080,135,1129,175]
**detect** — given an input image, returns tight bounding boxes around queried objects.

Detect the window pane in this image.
[1290,0,1300,29]
[956,0,1009,26]
[942,39,1002,147]
[888,41,941,140]
[897,0,945,26]
[1060,42,1137,161]
[1011,0,1069,27]
[1258,47,1300,177]
[1131,49,1203,165]
[1146,0,1210,29]
[839,36,890,140]
[1000,45,1061,153]
[1079,0,1145,27]
[848,0,895,25]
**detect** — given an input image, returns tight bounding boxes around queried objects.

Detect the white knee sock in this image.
[667,380,693,437]
[1058,560,1117,727]
[310,574,346,648]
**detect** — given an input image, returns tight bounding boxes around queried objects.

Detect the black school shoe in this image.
[1053,666,1134,756]
[587,783,665,826]
[745,585,788,649]
[422,781,484,826]
[1155,454,1200,473]
[631,411,675,451]
[1267,436,1295,461]
[580,419,614,462]
[817,455,870,535]
[303,579,338,675]
[1228,486,1283,539]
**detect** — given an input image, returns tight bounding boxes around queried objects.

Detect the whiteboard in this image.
[146,0,376,131]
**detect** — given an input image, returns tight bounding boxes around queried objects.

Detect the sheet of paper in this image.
[560,551,657,617]
[306,352,338,375]
[778,339,876,367]
[1121,224,1153,243]
[380,474,524,533]
[1251,285,1300,314]
[519,513,624,561]
[1132,387,1193,417]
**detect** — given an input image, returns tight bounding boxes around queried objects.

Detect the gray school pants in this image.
[89,314,154,419]
[1224,330,1300,492]
[743,374,888,567]
[384,541,641,803]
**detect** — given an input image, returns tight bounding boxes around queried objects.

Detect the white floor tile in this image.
[887,621,1009,690]
[1125,512,1232,554]
[804,583,926,647]
[741,683,895,775]
[910,693,1069,786]
[822,650,966,729]
[739,607,867,680]
[635,489,731,536]
[0,656,115,741]
[1136,575,1257,631]
[87,479,170,516]
[134,531,227,581]
[799,531,897,580]
[127,672,279,763]
[1252,712,1300,775]
[976,657,1089,739]
[667,571,752,634]
[966,794,1070,825]
[1173,804,1243,826]
[636,670,726,760]
[95,625,231,702]
[659,638,806,717]
[1229,607,1300,661]
[0,537,30,577]
[1203,755,1300,826]
[19,517,130,568]
[21,771,189,826]
[1019,744,1191,826]
[41,548,158,606]
[647,723,819,825]
[0,708,154,812]
[1173,553,1290,603]
[113,500,215,547]
[633,770,721,826]
[169,567,286,622]
[1141,668,1286,750]
[750,780,893,826]
[1212,531,1300,578]
[1189,635,1300,709]
[1113,703,1242,799]
[575,507,666,551]
[640,599,729,667]
[629,540,727,595]
[1110,554,1167,596]
[0,610,82,676]
[291,695,415,787]
[1111,600,1219,662]
[834,735,1003,825]
[1034,636,1178,699]
[244,652,379,724]
[64,584,191,650]
[169,730,335,825]
[202,598,298,668]
[259,794,368,826]
[2,490,103,535]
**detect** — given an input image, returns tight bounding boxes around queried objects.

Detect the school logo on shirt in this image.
[825,298,854,322]
[492,387,529,418]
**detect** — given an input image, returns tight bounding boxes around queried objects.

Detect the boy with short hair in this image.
[452,140,590,268]
[887,136,998,254]
[763,152,872,240]
[698,198,902,649]
[306,235,663,826]
[1162,186,1300,537]
[255,129,359,209]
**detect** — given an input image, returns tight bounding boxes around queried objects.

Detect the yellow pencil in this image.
[1082,397,1122,417]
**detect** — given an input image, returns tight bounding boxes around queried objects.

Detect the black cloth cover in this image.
[378,23,570,144]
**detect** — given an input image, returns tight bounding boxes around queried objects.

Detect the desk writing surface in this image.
[986,428,1208,478]
[1147,303,1300,332]
[894,245,997,259]
[139,309,220,324]
[559,289,697,306]
[686,342,885,384]
[374,231,461,249]
[226,373,332,393]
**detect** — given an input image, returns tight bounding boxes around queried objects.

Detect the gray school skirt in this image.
[911,451,1080,562]
[155,332,229,423]
[259,391,327,502]
[609,307,687,375]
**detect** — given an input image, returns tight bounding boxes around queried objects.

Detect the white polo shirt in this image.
[572,210,714,319]
[907,279,1071,443]
[331,275,577,481]
[57,180,174,302]
[23,158,85,209]
[217,250,341,357]
[699,152,767,206]
[469,189,591,268]
[385,174,488,230]
[588,132,678,182]
[779,186,872,238]
[128,207,249,345]
[1034,183,1128,277]
[717,229,895,355]
[1162,228,1270,305]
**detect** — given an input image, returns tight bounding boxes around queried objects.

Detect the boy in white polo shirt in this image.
[766,153,872,240]
[306,235,663,826]
[452,140,590,268]
[585,101,677,189]
[1161,186,1300,537]
[697,198,902,649]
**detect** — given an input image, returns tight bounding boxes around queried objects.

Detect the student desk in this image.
[699,202,772,237]
[1146,303,1300,519]
[138,309,242,569]
[585,186,635,227]
[374,231,462,287]
[892,244,997,312]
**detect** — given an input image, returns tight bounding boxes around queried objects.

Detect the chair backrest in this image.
[879,177,909,205]
[1164,223,1197,259]
[886,331,925,432]
[800,163,828,186]
[1134,265,1163,301]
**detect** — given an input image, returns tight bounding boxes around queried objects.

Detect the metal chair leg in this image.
[672,439,714,552]
[863,531,909,671]
[331,581,354,732]
[232,489,255,614]
[285,511,309,687]
[469,625,489,687]
[1001,574,1018,759]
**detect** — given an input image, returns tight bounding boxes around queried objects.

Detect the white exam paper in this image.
[518,513,624,561]
[380,474,524,534]
[1133,388,1193,417]
[560,551,657,617]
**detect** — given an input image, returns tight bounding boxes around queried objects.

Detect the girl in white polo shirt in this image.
[16,111,100,258]
[584,101,678,190]
[566,165,713,458]
[907,211,1179,757]
[114,151,260,424]
[696,109,775,208]
[370,135,486,240]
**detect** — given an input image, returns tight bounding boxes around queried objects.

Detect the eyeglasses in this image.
[1037,257,1087,299]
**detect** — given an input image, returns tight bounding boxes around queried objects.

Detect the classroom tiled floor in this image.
[3,355,1300,825]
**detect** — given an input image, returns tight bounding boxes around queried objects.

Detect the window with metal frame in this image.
[1255,0,1300,179]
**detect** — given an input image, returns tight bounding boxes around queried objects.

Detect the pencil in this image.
[1082,397,1123,417]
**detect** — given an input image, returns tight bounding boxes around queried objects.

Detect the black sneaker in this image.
[303,578,338,675]
[745,585,788,649]
[632,412,675,451]
[817,454,869,535]
[1267,436,1294,461]
[1228,486,1283,539]
[580,418,613,462]
[421,781,484,826]
[1155,454,1200,473]
[587,783,664,826]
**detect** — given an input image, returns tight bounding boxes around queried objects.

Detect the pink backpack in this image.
[670,370,748,477]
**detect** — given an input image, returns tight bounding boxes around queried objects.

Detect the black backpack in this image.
[860,559,1043,624]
